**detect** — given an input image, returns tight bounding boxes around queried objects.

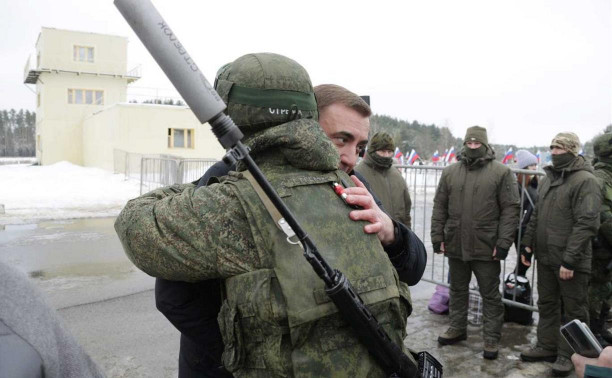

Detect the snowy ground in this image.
[0,160,140,225]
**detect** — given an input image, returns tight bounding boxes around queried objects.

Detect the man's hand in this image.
[493,246,509,261]
[571,346,612,378]
[560,266,574,280]
[520,246,532,267]
[344,175,395,245]
[433,242,446,254]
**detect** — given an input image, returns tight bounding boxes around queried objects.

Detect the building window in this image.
[168,128,195,149]
[73,45,94,63]
[67,89,104,105]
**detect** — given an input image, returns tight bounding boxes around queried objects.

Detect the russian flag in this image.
[441,149,448,162]
[394,147,403,161]
[501,147,514,164]
[536,150,541,163]
[432,150,440,163]
[408,149,420,164]
[445,146,456,163]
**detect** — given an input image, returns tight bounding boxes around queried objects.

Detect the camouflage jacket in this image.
[593,161,612,261]
[115,119,411,377]
[522,156,601,272]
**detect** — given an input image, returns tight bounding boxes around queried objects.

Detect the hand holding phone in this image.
[561,319,603,358]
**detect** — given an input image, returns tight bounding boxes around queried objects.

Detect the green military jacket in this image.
[522,156,601,272]
[115,119,411,377]
[430,148,520,261]
[592,162,612,262]
[355,156,412,228]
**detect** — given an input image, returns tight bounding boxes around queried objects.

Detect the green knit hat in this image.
[464,126,488,145]
[368,132,395,153]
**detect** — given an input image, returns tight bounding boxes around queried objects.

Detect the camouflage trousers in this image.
[589,260,612,318]
[448,258,503,342]
[536,263,589,358]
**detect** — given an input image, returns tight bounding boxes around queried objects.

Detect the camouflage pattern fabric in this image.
[215,53,318,135]
[590,159,612,322]
[115,119,411,376]
[367,132,394,153]
[550,131,581,156]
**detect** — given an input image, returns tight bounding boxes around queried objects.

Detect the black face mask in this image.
[464,145,486,159]
[551,152,575,168]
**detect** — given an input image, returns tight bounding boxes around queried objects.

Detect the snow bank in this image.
[0,161,140,224]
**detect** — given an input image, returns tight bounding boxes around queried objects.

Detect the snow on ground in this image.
[0,161,140,224]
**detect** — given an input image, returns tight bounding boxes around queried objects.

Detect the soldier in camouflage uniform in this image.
[430,126,520,360]
[520,132,602,377]
[590,133,612,346]
[115,53,414,377]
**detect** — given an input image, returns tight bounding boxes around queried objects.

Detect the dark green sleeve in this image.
[114,183,261,282]
[563,176,601,268]
[431,169,449,244]
[496,169,520,250]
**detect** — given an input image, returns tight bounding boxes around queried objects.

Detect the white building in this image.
[24,27,224,171]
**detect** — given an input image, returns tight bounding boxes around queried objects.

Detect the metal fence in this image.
[396,164,545,311]
[139,157,218,194]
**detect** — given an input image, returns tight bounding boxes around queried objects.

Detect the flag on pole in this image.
[394,147,403,163]
[431,150,440,163]
[501,147,514,164]
[445,146,456,163]
[408,149,420,165]
[536,150,541,163]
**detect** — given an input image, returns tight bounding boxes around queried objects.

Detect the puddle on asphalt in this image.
[29,261,136,280]
[3,223,38,231]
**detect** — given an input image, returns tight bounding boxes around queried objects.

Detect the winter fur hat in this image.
[515,150,538,169]
[550,132,580,156]
[464,126,488,145]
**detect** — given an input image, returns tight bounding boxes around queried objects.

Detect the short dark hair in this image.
[314,84,372,117]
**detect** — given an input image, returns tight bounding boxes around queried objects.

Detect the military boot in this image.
[437,327,467,345]
[551,356,573,377]
[483,339,498,360]
[520,346,557,362]
[591,316,611,347]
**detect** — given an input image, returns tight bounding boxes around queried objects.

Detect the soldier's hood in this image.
[544,155,593,178]
[238,118,340,171]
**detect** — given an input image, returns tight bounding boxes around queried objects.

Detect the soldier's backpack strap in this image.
[241,171,298,244]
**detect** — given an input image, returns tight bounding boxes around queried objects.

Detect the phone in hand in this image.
[560,319,603,358]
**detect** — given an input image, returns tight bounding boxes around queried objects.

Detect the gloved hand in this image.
[433,242,442,253]
[493,246,509,260]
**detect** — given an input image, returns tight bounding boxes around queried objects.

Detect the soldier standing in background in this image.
[520,132,601,377]
[589,133,612,347]
[355,132,412,228]
[431,126,520,360]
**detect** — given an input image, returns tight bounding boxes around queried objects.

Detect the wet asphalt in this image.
[0,217,581,377]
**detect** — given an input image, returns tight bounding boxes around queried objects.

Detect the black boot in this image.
[591,314,611,348]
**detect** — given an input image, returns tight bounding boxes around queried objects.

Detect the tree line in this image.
[0,109,36,157]
[0,106,608,161]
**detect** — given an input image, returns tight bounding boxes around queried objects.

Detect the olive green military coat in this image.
[522,156,601,273]
[430,149,520,261]
[355,157,412,228]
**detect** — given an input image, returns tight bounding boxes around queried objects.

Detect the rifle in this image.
[114,1,441,376]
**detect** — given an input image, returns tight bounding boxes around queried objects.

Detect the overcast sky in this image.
[1,0,610,147]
